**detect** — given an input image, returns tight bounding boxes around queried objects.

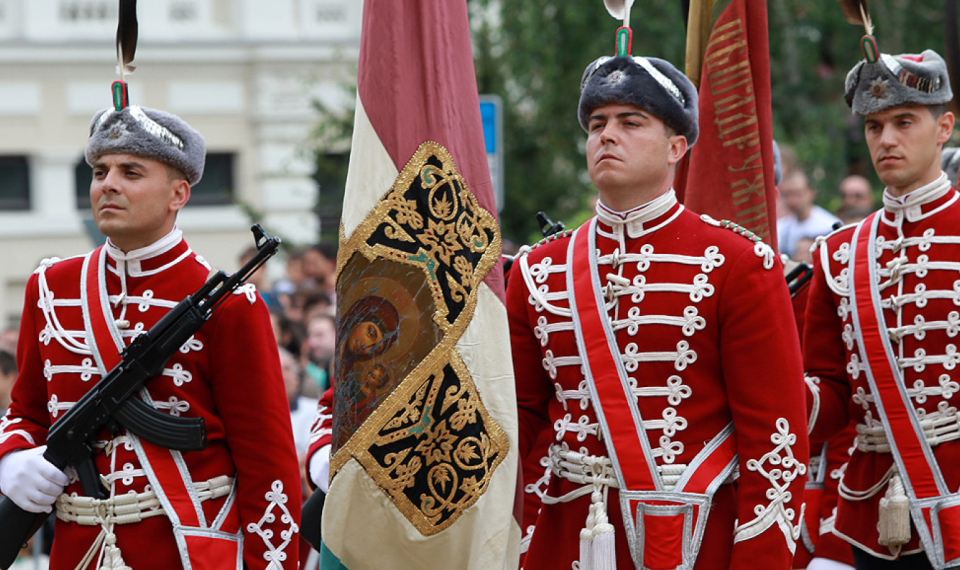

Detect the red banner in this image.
[677,0,778,252]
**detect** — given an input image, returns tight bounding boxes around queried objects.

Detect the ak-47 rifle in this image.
[0,225,281,570]
[501,211,566,282]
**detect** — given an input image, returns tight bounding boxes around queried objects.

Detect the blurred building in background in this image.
[0,0,361,326]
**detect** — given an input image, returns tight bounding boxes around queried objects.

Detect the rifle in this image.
[502,211,567,282]
[0,225,281,570]
[784,259,814,299]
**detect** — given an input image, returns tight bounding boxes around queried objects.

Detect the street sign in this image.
[478,95,504,212]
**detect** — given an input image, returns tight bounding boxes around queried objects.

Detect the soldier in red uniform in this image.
[505,52,809,570]
[804,49,960,570]
[0,105,301,569]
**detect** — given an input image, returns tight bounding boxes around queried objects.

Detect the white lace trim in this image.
[734,418,805,554]
[554,413,599,442]
[308,404,332,445]
[44,357,97,382]
[542,350,583,379]
[888,312,960,342]
[0,413,35,445]
[233,283,258,305]
[152,396,190,417]
[246,480,298,569]
[47,394,75,418]
[882,282,960,310]
[880,173,953,225]
[610,305,706,337]
[621,340,697,372]
[805,375,821,435]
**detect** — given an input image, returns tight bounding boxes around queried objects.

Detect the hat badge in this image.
[107,122,129,140]
[869,76,890,99]
[607,70,625,85]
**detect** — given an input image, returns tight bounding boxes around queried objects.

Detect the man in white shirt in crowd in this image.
[777,167,841,258]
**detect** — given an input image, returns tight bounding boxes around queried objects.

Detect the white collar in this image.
[881,173,952,224]
[105,227,183,264]
[596,189,679,238]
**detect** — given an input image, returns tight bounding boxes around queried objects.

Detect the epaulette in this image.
[700,214,776,269]
[717,219,763,244]
[700,214,765,244]
[32,254,83,275]
[530,228,574,250]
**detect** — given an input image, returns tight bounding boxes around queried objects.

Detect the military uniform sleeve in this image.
[0,273,51,458]
[802,242,852,443]
[506,252,556,563]
[716,246,809,570]
[207,294,301,570]
[305,386,333,489]
[506,253,554,465]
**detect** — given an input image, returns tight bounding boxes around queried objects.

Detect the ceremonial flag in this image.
[319,1,520,569]
[677,0,779,251]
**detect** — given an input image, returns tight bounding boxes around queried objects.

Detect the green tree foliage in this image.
[471,0,687,244]
[312,0,952,244]
[769,0,948,213]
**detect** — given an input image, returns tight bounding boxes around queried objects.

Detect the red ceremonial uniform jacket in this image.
[507,191,809,570]
[804,176,960,560]
[0,229,301,570]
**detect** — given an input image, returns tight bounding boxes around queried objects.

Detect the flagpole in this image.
[684,0,713,88]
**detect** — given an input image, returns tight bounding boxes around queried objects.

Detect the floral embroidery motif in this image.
[247,480,298,569]
[330,141,510,537]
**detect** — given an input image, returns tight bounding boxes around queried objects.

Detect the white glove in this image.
[806,558,854,570]
[0,446,70,513]
[308,444,331,493]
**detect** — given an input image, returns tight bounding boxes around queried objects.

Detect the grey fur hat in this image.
[85,106,206,185]
[578,55,699,146]
[845,49,953,115]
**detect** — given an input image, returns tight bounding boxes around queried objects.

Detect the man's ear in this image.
[667,134,688,166]
[169,179,191,213]
[937,111,956,145]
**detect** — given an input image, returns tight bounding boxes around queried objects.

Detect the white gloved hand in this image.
[806,557,855,570]
[0,446,70,513]
[308,445,331,493]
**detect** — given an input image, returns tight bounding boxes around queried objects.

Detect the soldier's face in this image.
[90,154,189,251]
[864,105,954,196]
[586,103,686,201]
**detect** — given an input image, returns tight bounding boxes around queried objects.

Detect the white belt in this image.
[549,446,691,493]
[57,475,234,570]
[56,474,234,526]
[856,413,960,453]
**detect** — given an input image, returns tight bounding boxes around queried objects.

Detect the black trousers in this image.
[852,546,933,570]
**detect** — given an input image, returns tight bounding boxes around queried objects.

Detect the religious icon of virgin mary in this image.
[332,270,438,450]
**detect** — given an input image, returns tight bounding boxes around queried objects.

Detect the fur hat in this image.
[845,49,953,115]
[85,106,206,185]
[578,55,699,146]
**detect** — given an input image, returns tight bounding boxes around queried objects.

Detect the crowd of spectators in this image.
[775,144,879,264]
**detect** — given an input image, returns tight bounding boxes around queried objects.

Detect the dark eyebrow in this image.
[589,110,648,123]
[92,161,147,170]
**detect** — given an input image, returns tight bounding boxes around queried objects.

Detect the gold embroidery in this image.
[332,141,509,535]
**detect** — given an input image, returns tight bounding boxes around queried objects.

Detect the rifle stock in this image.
[0,225,280,569]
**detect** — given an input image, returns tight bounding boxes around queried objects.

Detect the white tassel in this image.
[592,514,616,570]
[579,527,594,570]
[878,474,911,547]
[589,490,617,570]
[100,532,132,570]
